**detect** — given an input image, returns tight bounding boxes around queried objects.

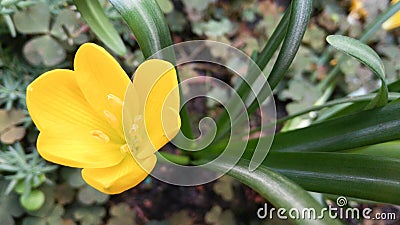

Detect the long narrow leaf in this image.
[109,0,173,59]
[73,0,126,56]
[261,152,400,204]
[326,35,388,109]
[344,140,400,158]
[245,0,313,115]
[201,151,400,204]
[268,101,400,153]
[267,0,313,90]
[316,80,400,122]
[201,101,400,159]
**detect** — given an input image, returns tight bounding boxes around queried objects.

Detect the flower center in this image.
[127,115,144,155]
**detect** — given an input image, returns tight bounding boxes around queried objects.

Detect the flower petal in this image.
[37,126,124,168]
[81,154,156,194]
[74,43,130,132]
[26,69,113,137]
[132,59,181,158]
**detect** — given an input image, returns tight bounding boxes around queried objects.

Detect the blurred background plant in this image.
[0,0,399,224]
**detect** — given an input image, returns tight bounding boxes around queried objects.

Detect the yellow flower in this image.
[382,0,400,30]
[26,43,181,194]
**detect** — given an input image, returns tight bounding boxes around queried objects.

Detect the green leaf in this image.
[205,206,235,225]
[22,217,47,225]
[261,152,400,205]
[345,140,400,158]
[109,0,173,59]
[20,190,45,211]
[205,206,222,224]
[73,206,105,225]
[3,14,16,37]
[193,19,234,37]
[267,0,313,90]
[77,185,109,205]
[182,0,215,11]
[202,102,400,204]
[23,35,66,67]
[0,181,24,225]
[13,2,49,34]
[60,168,85,188]
[166,11,186,32]
[326,35,388,109]
[107,203,136,225]
[276,92,400,125]
[73,0,126,56]
[267,101,400,153]
[169,210,193,225]
[213,176,235,201]
[207,159,344,225]
[1,0,19,7]
[156,0,174,14]
[26,185,55,217]
[22,205,64,225]
[50,9,88,45]
[54,184,75,205]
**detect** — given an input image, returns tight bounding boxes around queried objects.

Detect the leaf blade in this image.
[326,35,388,109]
[267,0,313,90]
[109,0,173,59]
[73,0,126,56]
[262,152,400,204]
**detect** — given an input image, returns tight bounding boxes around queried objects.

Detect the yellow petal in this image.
[74,43,130,132]
[26,69,114,138]
[81,154,156,194]
[37,126,124,168]
[131,59,181,158]
[383,10,400,30]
